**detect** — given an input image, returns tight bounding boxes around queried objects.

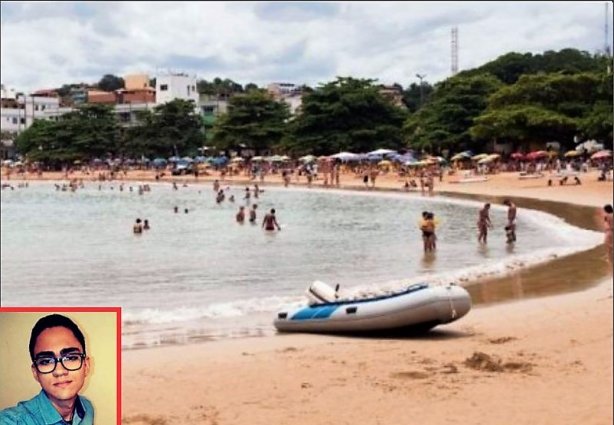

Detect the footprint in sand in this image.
[488,336,518,344]
[390,371,431,379]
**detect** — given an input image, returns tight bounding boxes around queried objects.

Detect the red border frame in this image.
[0,306,122,424]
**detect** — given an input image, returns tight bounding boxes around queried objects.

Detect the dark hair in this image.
[605,204,613,214]
[271,208,276,213]
[422,211,428,218]
[503,199,510,206]
[29,314,86,361]
[485,203,491,208]
[136,218,141,223]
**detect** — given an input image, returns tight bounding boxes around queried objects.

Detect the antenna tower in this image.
[451,27,459,75]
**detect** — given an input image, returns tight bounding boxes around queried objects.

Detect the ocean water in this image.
[0,181,602,348]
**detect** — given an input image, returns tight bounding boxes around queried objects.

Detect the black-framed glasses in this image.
[33,353,86,374]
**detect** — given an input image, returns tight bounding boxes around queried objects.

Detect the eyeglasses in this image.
[33,353,86,374]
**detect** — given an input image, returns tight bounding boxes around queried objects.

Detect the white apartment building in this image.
[1,87,62,134]
[266,82,303,115]
[155,73,199,107]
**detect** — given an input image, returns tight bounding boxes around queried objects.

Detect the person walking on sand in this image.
[477,203,492,244]
[262,208,281,231]
[603,204,613,261]
[503,199,517,243]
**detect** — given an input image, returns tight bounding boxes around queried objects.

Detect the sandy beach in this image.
[3,168,613,424]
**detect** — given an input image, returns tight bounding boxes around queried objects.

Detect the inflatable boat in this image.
[274,281,471,334]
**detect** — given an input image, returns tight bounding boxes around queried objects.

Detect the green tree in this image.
[470,72,612,149]
[403,74,502,153]
[284,77,407,156]
[402,81,434,113]
[97,74,125,92]
[123,99,204,158]
[212,90,290,154]
[15,104,119,166]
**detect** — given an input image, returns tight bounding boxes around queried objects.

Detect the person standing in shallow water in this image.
[262,208,281,231]
[503,199,517,243]
[249,204,258,224]
[477,203,492,244]
[236,206,245,223]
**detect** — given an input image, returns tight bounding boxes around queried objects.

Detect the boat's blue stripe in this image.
[291,305,339,321]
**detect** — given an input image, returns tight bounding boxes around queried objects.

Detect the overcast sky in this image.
[1,1,612,93]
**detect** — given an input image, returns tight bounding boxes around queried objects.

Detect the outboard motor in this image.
[305,281,339,305]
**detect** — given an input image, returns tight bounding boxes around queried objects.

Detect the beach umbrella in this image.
[591,150,612,160]
[451,151,472,161]
[368,148,397,156]
[168,156,180,162]
[267,155,286,162]
[299,154,316,163]
[73,160,82,165]
[212,156,228,165]
[251,156,265,162]
[510,152,525,160]
[331,152,360,161]
[471,153,489,161]
[477,154,500,164]
[230,157,245,163]
[181,156,194,163]
[526,150,548,160]
[194,156,207,163]
[377,160,392,166]
[564,150,582,158]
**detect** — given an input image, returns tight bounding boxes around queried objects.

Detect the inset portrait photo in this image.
[0,307,121,425]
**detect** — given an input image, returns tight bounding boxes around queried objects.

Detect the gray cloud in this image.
[1,1,611,93]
